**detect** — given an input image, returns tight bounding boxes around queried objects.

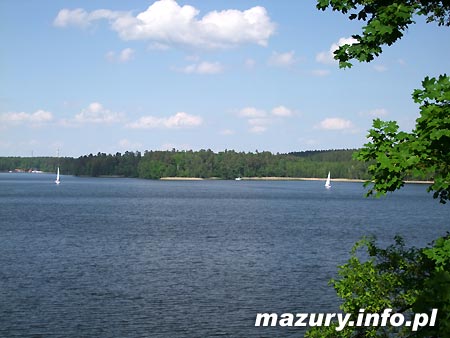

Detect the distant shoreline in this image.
[1,172,433,184]
[159,176,433,184]
[160,177,205,181]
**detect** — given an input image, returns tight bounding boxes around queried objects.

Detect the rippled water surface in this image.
[0,173,448,337]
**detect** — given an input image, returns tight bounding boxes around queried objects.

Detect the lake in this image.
[0,173,448,337]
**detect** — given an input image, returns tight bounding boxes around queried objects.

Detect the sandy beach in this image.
[160,177,205,180]
[160,176,365,182]
[237,176,366,182]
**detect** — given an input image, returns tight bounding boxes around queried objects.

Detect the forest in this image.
[0,149,372,180]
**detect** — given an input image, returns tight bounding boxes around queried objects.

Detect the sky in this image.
[1,0,449,157]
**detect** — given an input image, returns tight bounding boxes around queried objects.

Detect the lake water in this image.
[0,173,448,337]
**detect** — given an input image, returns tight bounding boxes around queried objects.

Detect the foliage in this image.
[306,235,450,337]
[310,1,450,337]
[317,0,450,68]
[355,75,450,203]
[0,149,371,180]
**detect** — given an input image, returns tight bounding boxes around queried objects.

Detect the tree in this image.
[306,235,450,337]
[307,1,450,337]
[317,0,450,68]
[356,75,450,203]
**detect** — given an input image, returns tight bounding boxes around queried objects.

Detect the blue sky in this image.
[1,0,449,157]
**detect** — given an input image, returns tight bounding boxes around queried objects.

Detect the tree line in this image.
[0,149,372,179]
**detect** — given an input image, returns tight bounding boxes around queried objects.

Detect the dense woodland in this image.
[0,149,373,179]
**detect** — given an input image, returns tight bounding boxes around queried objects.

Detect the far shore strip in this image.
[160,177,432,184]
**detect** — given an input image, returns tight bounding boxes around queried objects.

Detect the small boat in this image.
[235,177,242,181]
[325,171,331,189]
[55,167,61,185]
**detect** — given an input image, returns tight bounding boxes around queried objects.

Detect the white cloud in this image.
[237,107,266,118]
[54,0,276,49]
[317,117,354,130]
[316,37,357,65]
[237,107,269,133]
[54,8,124,28]
[176,61,224,74]
[271,105,293,117]
[53,8,90,28]
[268,51,296,67]
[106,48,135,63]
[246,115,270,134]
[126,112,203,129]
[0,110,53,125]
[74,102,124,124]
[119,48,135,62]
[237,105,294,133]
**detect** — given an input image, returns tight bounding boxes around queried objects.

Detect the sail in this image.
[55,167,60,184]
[325,171,331,189]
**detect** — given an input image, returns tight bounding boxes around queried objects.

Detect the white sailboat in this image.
[325,171,331,189]
[55,166,61,185]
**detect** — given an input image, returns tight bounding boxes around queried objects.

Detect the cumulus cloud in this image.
[126,112,203,129]
[316,37,358,65]
[268,51,296,67]
[317,117,354,130]
[73,102,124,124]
[54,0,276,49]
[271,105,293,117]
[54,8,124,28]
[237,107,268,133]
[237,105,295,133]
[106,48,135,63]
[176,61,224,74]
[0,110,53,125]
[237,107,266,118]
[237,105,294,133]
